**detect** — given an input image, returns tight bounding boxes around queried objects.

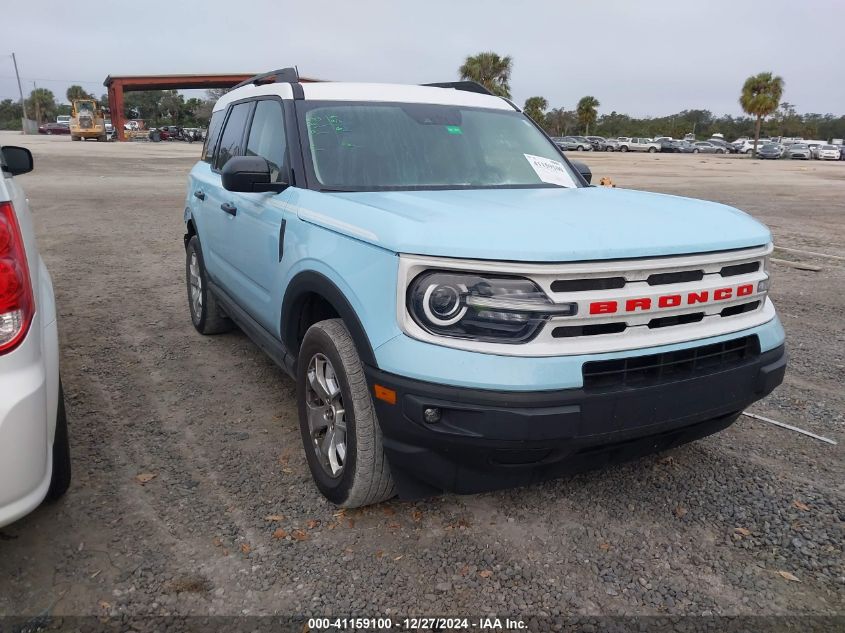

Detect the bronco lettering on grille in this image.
[589,284,755,315]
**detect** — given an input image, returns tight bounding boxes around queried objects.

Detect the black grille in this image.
[551,277,626,292]
[648,312,704,329]
[720,262,760,277]
[582,336,760,390]
[552,322,627,338]
[720,300,760,317]
[647,270,704,285]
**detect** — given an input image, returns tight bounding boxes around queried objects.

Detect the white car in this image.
[817,145,842,160]
[0,144,69,528]
[736,140,772,154]
[617,137,661,153]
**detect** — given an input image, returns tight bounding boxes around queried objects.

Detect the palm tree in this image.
[576,96,600,135]
[544,108,577,137]
[522,96,548,125]
[66,85,93,103]
[739,72,784,157]
[25,88,57,124]
[459,52,513,98]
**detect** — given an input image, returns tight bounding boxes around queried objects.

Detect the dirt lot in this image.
[0,134,843,625]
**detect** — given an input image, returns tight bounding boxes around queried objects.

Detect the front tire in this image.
[620,146,628,152]
[297,319,395,507]
[648,147,657,153]
[46,380,71,501]
[185,236,233,334]
[693,149,700,154]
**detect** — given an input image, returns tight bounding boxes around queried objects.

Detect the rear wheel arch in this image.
[282,271,377,368]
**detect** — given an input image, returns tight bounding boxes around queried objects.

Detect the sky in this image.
[1,0,843,118]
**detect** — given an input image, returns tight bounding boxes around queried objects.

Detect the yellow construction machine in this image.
[70,99,106,141]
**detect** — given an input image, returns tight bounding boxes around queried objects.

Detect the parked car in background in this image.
[603,138,620,151]
[553,136,591,151]
[0,144,71,528]
[787,144,812,160]
[736,140,772,154]
[674,140,695,153]
[692,141,724,154]
[569,136,593,151]
[38,123,71,135]
[618,137,660,153]
[817,145,842,160]
[552,137,578,151]
[707,138,738,154]
[585,136,607,151]
[654,139,680,153]
[806,142,826,159]
[757,143,784,159]
[55,115,71,126]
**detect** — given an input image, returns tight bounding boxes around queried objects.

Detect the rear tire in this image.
[648,147,657,153]
[46,380,71,501]
[297,319,395,507]
[186,236,233,334]
[620,146,628,152]
[693,149,700,154]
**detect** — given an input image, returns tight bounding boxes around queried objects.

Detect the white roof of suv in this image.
[213,82,513,113]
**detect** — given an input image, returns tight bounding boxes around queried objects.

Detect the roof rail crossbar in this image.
[422,81,493,96]
[232,67,300,90]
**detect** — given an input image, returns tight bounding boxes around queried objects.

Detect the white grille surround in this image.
[397,244,775,357]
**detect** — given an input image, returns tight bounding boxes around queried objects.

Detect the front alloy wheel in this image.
[296,319,395,507]
[305,353,347,477]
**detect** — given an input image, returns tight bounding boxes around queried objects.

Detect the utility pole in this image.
[32,81,40,126]
[11,52,28,131]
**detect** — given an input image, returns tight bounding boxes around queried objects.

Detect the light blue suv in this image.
[183,68,786,507]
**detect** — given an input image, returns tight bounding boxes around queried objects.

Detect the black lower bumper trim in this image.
[365,343,786,498]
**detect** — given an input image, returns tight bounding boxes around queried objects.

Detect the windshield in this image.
[298,101,579,191]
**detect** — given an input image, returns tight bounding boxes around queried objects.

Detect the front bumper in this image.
[366,341,786,498]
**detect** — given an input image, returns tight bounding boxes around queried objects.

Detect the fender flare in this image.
[281,270,377,368]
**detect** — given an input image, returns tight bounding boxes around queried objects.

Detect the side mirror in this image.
[221,156,287,193]
[571,160,592,184]
[1,146,34,176]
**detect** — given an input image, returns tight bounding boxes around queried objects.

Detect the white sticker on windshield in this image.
[524,154,573,187]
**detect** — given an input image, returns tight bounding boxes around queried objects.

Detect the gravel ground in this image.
[0,134,842,625]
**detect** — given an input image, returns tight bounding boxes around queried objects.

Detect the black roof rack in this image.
[421,81,493,96]
[232,67,299,90]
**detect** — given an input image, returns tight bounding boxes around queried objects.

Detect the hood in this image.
[294,186,771,262]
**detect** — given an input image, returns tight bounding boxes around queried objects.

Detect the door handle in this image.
[193,190,205,200]
[220,202,237,216]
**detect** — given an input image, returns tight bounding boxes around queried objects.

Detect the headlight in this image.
[759,251,772,293]
[407,271,576,343]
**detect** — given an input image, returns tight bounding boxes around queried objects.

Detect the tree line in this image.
[458,52,845,145]
[3,59,843,145]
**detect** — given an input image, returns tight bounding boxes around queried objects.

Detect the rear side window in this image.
[214,102,252,171]
[202,110,225,164]
[246,99,287,182]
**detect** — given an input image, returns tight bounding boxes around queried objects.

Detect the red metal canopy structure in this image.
[103,73,317,140]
